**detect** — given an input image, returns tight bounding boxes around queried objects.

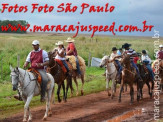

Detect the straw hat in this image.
[65,37,75,43]
[55,41,63,46]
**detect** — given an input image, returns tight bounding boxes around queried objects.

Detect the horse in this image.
[66,55,86,96]
[48,51,73,103]
[10,66,55,121]
[49,50,86,96]
[119,54,141,104]
[100,55,117,99]
[137,63,154,98]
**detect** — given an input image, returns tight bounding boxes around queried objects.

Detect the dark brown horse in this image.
[137,63,154,98]
[48,52,73,103]
[119,55,141,104]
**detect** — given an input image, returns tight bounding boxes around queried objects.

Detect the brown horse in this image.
[119,55,141,104]
[137,63,154,98]
[48,52,73,103]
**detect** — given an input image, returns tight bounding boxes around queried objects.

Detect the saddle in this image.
[27,68,42,84]
[54,59,73,74]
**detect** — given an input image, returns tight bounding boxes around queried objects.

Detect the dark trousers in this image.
[37,69,48,98]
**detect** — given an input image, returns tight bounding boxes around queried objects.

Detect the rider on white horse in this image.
[110,47,122,82]
[23,40,49,102]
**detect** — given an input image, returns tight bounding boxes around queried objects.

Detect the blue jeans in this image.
[75,56,81,75]
[115,60,122,75]
[146,64,154,80]
[62,60,69,72]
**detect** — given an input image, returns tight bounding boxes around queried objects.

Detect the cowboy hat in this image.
[112,47,118,51]
[122,43,131,48]
[159,45,163,48]
[65,37,75,43]
[55,41,63,46]
[32,40,39,45]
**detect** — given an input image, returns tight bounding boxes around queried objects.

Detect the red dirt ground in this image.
[1,86,163,122]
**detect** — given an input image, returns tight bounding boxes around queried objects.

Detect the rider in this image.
[122,43,141,79]
[55,41,69,74]
[156,45,163,60]
[141,50,154,80]
[65,37,81,75]
[110,47,122,80]
[23,40,49,102]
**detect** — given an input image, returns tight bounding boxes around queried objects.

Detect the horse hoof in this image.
[81,91,84,96]
[58,99,62,103]
[118,99,121,103]
[48,113,52,117]
[42,117,47,121]
[28,120,32,122]
[108,93,111,96]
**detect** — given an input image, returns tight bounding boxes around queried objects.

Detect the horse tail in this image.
[51,86,55,104]
[67,75,74,93]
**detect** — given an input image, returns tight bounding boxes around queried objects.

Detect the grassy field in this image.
[0,33,161,119]
[0,33,159,81]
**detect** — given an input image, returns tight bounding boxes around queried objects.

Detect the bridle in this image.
[11,68,33,90]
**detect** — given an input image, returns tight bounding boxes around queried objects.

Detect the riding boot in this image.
[41,82,47,102]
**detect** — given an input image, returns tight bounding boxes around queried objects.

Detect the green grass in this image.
[0,33,160,81]
[0,67,106,119]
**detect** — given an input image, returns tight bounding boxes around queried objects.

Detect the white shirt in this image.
[141,55,151,64]
[26,48,49,63]
[110,53,118,60]
[55,48,65,60]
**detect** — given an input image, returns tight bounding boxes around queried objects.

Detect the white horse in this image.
[100,55,117,99]
[10,66,55,122]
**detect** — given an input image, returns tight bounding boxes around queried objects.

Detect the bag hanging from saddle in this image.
[27,68,42,84]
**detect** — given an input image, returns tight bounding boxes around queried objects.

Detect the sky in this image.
[0,0,162,36]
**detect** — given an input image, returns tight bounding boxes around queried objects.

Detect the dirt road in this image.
[1,86,163,122]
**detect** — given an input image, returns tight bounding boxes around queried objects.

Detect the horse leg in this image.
[73,76,79,96]
[81,74,85,96]
[151,80,154,98]
[62,83,67,102]
[137,82,140,102]
[23,95,33,122]
[111,78,116,99]
[118,76,124,103]
[125,84,127,92]
[146,82,152,98]
[106,75,111,96]
[27,107,32,122]
[57,84,62,103]
[130,85,134,105]
[43,89,52,120]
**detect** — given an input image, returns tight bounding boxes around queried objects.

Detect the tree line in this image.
[0,20,28,33]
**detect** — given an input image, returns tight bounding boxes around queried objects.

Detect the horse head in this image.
[121,54,130,66]
[100,55,110,68]
[48,51,57,67]
[10,65,20,91]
